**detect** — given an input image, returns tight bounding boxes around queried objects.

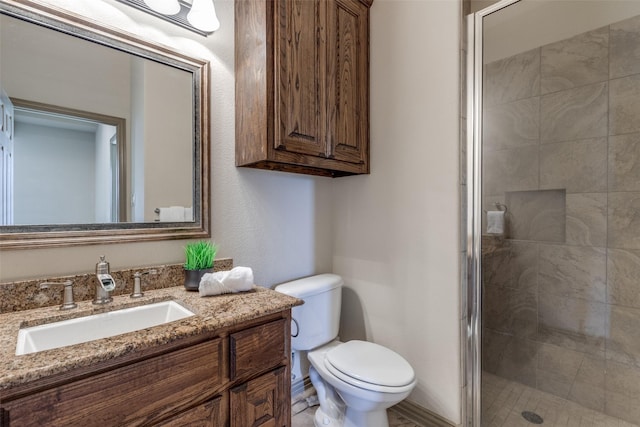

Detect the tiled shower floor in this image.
[482,372,639,427]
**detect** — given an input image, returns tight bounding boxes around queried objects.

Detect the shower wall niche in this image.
[482,13,640,425]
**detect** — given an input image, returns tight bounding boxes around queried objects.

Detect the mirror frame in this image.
[0,0,210,249]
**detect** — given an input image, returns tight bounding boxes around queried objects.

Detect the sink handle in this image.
[131,269,158,298]
[40,280,77,310]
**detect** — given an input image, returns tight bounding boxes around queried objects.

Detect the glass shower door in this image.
[471,1,640,425]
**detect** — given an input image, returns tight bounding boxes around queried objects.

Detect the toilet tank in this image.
[275,274,343,351]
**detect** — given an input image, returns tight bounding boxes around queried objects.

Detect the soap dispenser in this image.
[94,255,116,304]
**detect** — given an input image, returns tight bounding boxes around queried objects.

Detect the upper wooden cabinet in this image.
[235,0,372,178]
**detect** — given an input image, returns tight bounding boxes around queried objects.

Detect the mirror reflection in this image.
[12,99,124,225]
[0,12,194,226]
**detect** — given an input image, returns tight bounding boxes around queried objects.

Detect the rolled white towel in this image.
[199,266,254,297]
[159,206,185,222]
[184,207,193,221]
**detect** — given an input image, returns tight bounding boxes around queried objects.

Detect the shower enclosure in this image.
[467,1,640,425]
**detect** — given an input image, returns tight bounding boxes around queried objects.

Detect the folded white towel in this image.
[199,266,254,297]
[487,211,505,234]
[184,207,193,221]
[159,206,185,222]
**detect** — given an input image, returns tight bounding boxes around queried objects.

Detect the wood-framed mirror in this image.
[0,0,210,249]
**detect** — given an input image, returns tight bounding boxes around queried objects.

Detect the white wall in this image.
[13,122,96,225]
[483,0,640,63]
[333,0,461,423]
[131,57,145,222]
[0,0,464,423]
[0,15,131,119]
[143,61,193,221]
[94,123,114,223]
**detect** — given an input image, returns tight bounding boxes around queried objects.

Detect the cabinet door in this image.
[274,0,328,158]
[326,0,369,167]
[230,367,289,427]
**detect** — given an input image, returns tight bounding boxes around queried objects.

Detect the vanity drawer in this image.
[230,319,287,381]
[2,338,223,426]
[156,396,223,426]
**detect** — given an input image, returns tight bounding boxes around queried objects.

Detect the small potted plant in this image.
[183,240,218,291]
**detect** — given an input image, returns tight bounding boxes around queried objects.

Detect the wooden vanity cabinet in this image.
[1,339,225,426]
[235,0,372,178]
[229,319,290,426]
[0,311,291,427]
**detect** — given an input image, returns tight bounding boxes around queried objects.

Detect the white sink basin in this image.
[16,300,195,356]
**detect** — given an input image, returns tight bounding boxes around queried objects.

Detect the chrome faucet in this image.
[40,280,77,310]
[131,269,157,298]
[94,255,116,305]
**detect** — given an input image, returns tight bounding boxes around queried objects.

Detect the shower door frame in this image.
[465,1,522,426]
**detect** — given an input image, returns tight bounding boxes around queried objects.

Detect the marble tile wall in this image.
[505,190,565,242]
[481,13,640,425]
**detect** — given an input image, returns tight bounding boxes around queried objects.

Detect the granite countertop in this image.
[0,285,302,392]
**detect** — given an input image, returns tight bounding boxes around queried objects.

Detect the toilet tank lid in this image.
[274,273,343,298]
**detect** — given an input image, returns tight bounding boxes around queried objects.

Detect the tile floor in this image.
[482,372,640,427]
[290,388,420,427]
[292,371,640,427]
[292,405,420,427]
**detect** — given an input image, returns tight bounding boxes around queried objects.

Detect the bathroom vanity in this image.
[0,286,301,426]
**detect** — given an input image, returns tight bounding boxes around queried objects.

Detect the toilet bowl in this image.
[274,274,416,427]
[308,340,416,427]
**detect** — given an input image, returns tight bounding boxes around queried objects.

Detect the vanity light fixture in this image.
[188,0,220,32]
[115,0,219,36]
[143,0,180,15]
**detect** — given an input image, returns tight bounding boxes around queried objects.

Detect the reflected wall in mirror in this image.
[0,0,210,249]
[11,98,126,225]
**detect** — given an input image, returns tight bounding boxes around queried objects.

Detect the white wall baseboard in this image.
[392,400,457,427]
[292,375,312,398]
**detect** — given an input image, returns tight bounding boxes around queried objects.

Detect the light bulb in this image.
[187,0,220,33]
[143,0,180,15]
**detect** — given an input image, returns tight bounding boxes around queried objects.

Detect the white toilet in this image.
[275,274,416,427]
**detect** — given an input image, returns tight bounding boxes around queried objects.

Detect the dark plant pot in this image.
[184,268,214,291]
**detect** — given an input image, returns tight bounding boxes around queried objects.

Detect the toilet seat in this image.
[323,340,415,394]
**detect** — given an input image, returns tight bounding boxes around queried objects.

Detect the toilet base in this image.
[314,406,341,427]
[343,407,389,427]
[313,406,389,427]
